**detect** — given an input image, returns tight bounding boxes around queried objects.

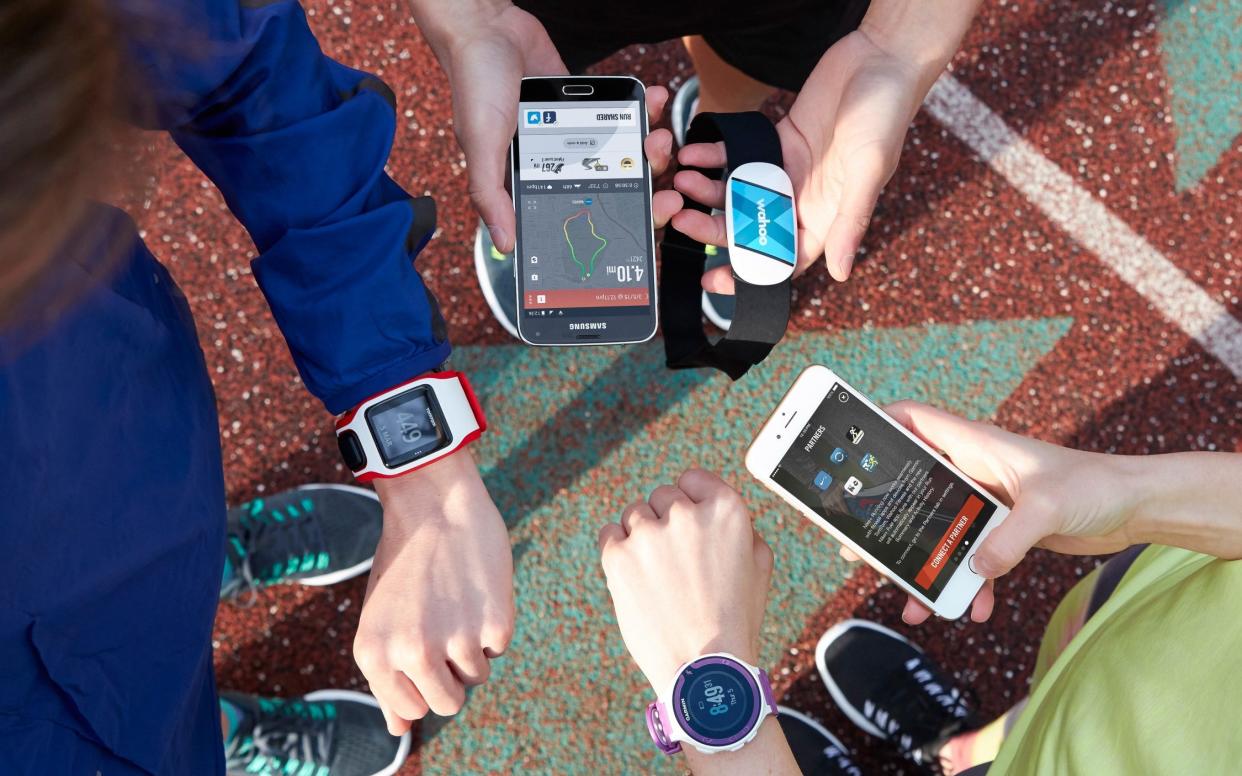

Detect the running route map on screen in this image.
[518,185,650,309]
[516,99,653,313]
[563,207,607,281]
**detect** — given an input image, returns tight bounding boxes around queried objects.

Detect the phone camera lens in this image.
[776,434,781,439]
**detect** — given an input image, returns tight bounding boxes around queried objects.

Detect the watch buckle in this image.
[645,701,681,755]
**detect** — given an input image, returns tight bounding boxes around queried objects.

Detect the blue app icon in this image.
[526,110,541,125]
[830,447,846,464]
[542,110,557,124]
[813,470,833,491]
[860,453,878,472]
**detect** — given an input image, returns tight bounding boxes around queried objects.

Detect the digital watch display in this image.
[335,371,486,482]
[646,653,777,755]
[363,385,450,468]
[674,658,759,745]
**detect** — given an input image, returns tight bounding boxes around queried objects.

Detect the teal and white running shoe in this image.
[473,218,519,340]
[221,484,382,600]
[222,690,410,776]
[672,75,735,331]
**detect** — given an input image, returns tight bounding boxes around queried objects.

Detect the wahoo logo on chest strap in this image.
[755,198,769,245]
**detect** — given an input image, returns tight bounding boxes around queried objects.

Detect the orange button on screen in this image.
[914,495,984,590]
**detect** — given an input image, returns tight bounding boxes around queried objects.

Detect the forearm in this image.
[409,0,510,65]
[682,717,799,776]
[372,448,488,532]
[859,0,983,84]
[1122,452,1242,559]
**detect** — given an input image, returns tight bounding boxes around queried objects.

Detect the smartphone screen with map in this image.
[512,77,657,346]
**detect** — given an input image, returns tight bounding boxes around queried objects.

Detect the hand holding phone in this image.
[410,2,568,255]
[853,401,1144,624]
[748,366,1158,622]
[747,366,1013,620]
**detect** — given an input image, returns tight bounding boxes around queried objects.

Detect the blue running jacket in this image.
[0,1,448,772]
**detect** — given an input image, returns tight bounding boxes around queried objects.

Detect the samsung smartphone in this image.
[511,76,657,346]
[745,366,1010,619]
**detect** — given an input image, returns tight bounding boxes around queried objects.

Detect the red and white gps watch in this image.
[335,371,486,482]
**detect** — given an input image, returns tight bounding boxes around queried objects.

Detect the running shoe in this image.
[815,619,979,770]
[671,75,736,331]
[221,484,382,601]
[223,690,410,776]
[671,75,700,149]
[777,705,863,776]
[473,218,520,340]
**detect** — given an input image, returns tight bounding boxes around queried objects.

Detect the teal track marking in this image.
[421,318,1071,773]
[1160,0,1242,191]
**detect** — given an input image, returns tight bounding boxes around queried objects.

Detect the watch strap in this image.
[645,700,681,755]
[757,667,778,716]
[659,112,790,380]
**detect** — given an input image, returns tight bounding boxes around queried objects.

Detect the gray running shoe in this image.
[221,484,382,600]
[473,219,519,339]
[671,75,700,148]
[223,690,410,776]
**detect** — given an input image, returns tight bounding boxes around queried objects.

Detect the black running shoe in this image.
[221,484,382,601]
[223,690,409,776]
[816,620,979,770]
[778,706,863,776]
[473,218,520,340]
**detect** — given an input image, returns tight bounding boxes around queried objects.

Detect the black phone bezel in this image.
[510,76,657,346]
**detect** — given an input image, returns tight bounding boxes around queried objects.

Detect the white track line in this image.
[924,74,1242,380]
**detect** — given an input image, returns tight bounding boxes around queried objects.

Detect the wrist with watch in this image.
[647,652,778,756]
[335,369,486,482]
[660,111,797,380]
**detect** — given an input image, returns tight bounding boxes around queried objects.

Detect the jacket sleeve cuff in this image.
[321,340,453,416]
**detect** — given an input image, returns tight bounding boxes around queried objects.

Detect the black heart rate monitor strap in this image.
[659,112,791,380]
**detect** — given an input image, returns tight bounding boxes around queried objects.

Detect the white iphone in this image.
[745,365,1010,619]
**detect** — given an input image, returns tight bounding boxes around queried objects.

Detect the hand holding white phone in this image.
[746,366,1010,620]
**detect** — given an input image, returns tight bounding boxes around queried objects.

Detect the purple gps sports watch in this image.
[646,652,778,755]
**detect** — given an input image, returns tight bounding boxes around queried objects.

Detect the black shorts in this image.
[514,0,870,92]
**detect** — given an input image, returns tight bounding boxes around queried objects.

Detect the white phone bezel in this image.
[744,365,1010,619]
[724,162,797,287]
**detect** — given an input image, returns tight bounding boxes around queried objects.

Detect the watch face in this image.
[671,657,760,747]
[725,162,797,286]
[364,385,451,468]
